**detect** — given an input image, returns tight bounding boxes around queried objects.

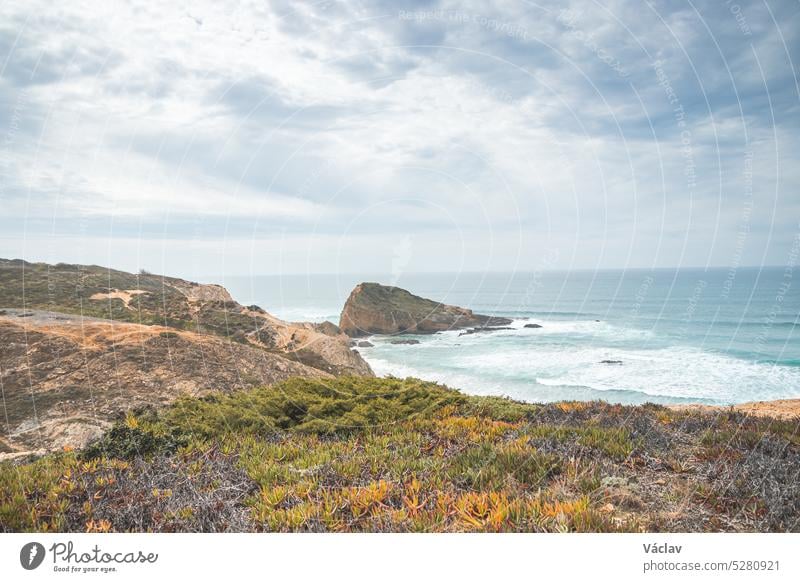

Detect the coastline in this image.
[356,335,800,419]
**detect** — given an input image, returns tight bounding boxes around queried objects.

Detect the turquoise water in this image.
[223,268,799,405]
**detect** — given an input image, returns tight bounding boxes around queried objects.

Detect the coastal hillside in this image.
[1,376,798,533]
[0,259,372,457]
[340,282,512,336]
[0,310,330,457]
[0,258,371,377]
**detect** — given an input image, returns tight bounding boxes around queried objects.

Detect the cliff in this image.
[0,258,372,455]
[0,258,371,377]
[339,282,512,336]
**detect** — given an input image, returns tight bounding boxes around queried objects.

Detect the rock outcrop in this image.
[339,282,512,336]
[165,278,234,303]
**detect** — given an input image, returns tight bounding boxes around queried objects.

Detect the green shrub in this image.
[160,376,464,438]
[81,424,185,460]
[461,395,536,422]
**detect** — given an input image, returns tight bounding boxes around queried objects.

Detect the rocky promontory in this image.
[0,259,374,456]
[0,258,371,378]
[339,282,512,336]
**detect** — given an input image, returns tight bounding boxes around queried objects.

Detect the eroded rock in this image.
[339,282,511,336]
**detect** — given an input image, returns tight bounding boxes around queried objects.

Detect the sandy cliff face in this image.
[0,310,331,457]
[339,282,513,336]
[248,311,373,376]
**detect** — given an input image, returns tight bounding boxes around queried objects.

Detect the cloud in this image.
[0,0,798,275]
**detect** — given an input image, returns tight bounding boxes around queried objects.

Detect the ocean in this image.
[222,268,799,406]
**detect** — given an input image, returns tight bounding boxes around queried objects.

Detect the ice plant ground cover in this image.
[1,377,798,533]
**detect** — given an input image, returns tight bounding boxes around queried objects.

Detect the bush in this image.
[82,424,185,461]
[161,376,465,438]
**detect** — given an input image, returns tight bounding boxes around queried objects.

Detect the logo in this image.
[20,542,46,570]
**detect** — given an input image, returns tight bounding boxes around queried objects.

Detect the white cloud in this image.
[1,0,798,274]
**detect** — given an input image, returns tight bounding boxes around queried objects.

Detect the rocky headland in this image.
[0,259,372,457]
[0,258,370,378]
[339,282,512,336]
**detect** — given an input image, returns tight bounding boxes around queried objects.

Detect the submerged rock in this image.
[390,339,420,345]
[339,282,512,336]
[357,340,374,347]
[458,327,514,336]
[523,323,543,329]
[600,360,623,365]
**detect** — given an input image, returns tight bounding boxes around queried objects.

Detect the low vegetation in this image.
[1,377,798,532]
[0,258,266,343]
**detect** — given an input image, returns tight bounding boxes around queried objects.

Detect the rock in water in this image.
[524,323,543,328]
[390,339,420,345]
[458,327,514,336]
[339,282,512,336]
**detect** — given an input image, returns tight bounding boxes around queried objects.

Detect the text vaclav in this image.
[643,543,682,554]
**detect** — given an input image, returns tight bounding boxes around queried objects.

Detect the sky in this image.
[0,0,798,279]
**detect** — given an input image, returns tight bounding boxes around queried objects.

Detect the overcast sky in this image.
[0,0,798,278]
